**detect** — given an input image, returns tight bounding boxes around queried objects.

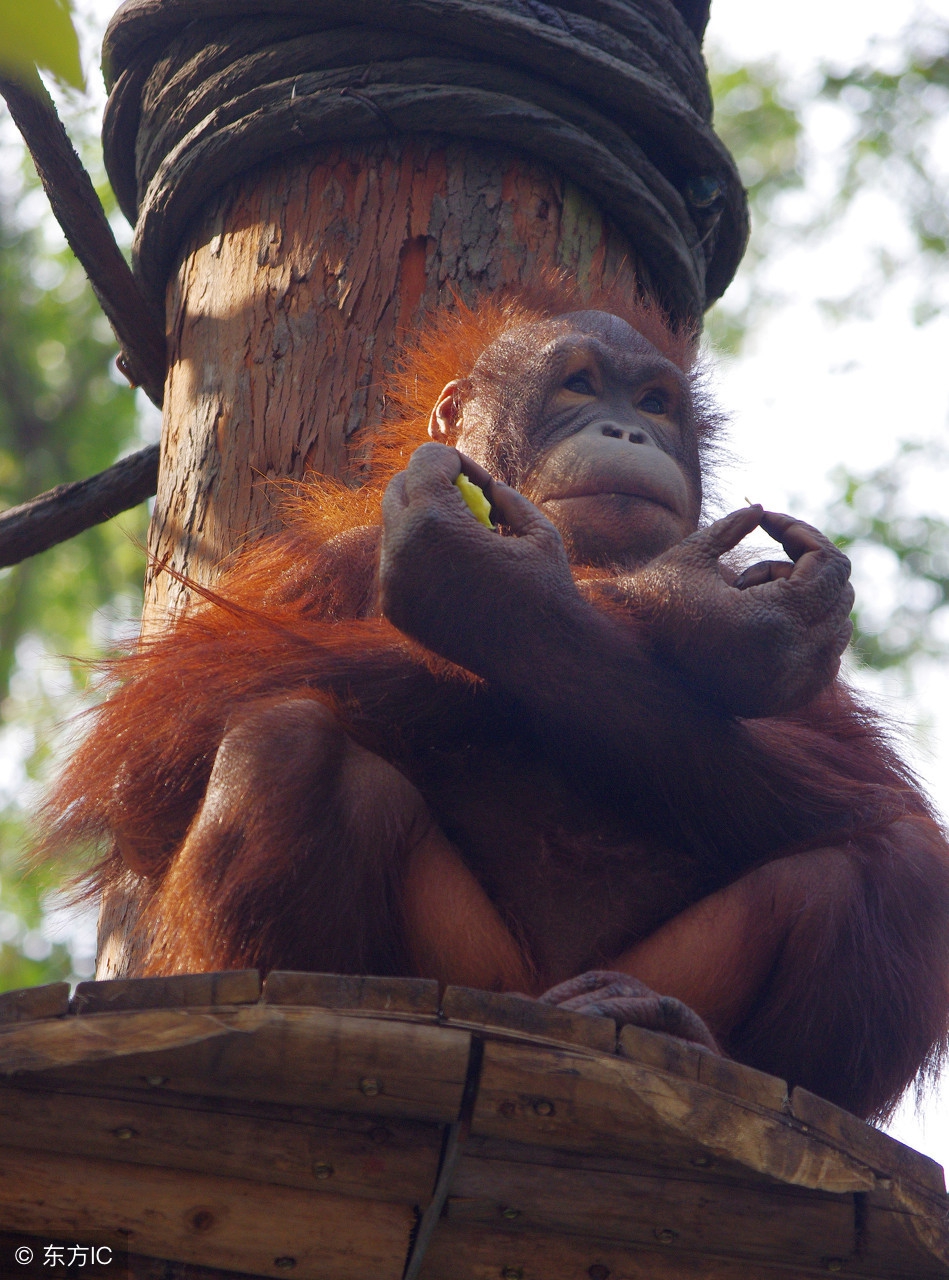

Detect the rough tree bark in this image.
[144,137,639,620]
[98,136,641,975]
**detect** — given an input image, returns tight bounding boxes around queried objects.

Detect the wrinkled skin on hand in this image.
[618,504,855,718]
[380,442,583,680]
[540,970,721,1050]
[380,444,853,720]
[378,440,853,1060]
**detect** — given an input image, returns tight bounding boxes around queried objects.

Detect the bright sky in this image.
[9,0,949,1173]
[707,0,949,1164]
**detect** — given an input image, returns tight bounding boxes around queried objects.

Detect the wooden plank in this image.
[791,1087,946,1196]
[441,987,616,1053]
[0,1005,237,1071]
[0,1147,413,1280]
[415,1220,837,1279]
[617,1023,703,1080]
[263,972,439,1017]
[127,1250,262,1279]
[783,1094,949,1277]
[446,1152,853,1266]
[71,971,261,1013]
[0,1005,470,1124]
[696,1054,788,1112]
[459,1132,793,1192]
[856,1202,949,1279]
[0,1084,441,1204]
[618,1026,788,1112]
[472,1040,877,1193]
[0,982,69,1025]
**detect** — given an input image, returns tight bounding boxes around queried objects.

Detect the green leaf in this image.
[0,0,84,90]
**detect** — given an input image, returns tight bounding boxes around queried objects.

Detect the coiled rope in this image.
[102,0,748,323]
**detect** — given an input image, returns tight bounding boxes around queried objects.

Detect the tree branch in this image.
[0,445,158,568]
[0,71,166,406]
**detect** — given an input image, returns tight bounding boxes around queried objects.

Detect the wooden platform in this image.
[0,972,946,1279]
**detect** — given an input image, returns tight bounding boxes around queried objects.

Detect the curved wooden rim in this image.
[0,971,946,1279]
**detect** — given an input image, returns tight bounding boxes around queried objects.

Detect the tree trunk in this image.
[98,136,640,976]
[145,136,639,621]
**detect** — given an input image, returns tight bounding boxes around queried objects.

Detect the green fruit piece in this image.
[455,473,494,528]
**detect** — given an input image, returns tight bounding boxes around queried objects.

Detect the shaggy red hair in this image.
[280,277,697,541]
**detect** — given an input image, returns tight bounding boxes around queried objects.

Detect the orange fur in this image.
[46,281,688,878]
[38,281,949,1123]
[279,276,697,537]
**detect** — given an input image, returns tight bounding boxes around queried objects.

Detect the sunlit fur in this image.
[280,275,702,537]
[38,281,949,1124]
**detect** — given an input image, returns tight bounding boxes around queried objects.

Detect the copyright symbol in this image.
[14,1246,32,1264]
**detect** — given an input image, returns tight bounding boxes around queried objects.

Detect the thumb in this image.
[486,480,554,538]
[686,505,763,560]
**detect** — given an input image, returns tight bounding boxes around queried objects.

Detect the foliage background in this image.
[708,9,949,676]
[0,1,154,988]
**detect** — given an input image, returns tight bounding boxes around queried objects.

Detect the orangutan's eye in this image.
[563,372,596,395]
[638,389,668,414]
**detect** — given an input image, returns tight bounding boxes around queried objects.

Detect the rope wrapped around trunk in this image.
[101,0,748,323]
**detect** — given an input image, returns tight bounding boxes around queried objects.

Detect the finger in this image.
[456,452,496,493]
[537,971,604,1004]
[381,445,468,531]
[759,511,852,610]
[554,997,624,1018]
[456,452,508,527]
[553,980,642,1009]
[733,560,794,589]
[760,511,850,570]
[539,970,648,1004]
[686,505,763,561]
[651,997,721,1051]
[805,613,854,668]
[380,472,408,525]
[556,994,720,1050]
[487,479,559,539]
[400,441,462,504]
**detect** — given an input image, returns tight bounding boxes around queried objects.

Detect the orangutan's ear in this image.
[428,379,467,441]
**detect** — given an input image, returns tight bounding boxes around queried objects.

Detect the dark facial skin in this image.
[432,311,702,569]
